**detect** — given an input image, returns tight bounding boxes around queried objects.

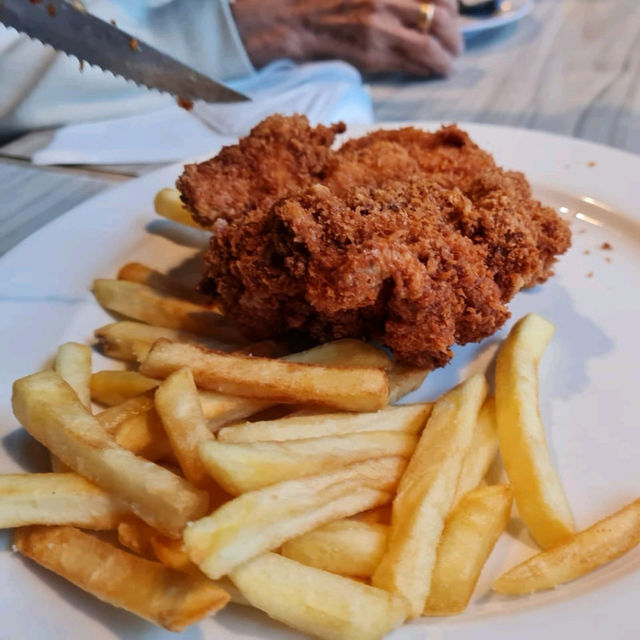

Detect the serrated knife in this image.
[0,0,249,103]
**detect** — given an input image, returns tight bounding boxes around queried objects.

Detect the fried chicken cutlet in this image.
[178,115,571,368]
[178,114,345,228]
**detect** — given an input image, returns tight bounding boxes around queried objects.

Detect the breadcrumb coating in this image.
[179,115,570,367]
[178,114,344,227]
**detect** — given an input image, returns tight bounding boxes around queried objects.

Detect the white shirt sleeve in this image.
[0,0,254,137]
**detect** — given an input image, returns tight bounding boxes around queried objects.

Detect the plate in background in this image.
[461,0,534,35]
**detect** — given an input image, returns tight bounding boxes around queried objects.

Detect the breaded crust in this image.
[180,116,571,367]
[178,114,345,227]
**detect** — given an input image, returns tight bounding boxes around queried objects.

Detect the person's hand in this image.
[232,0,463,77]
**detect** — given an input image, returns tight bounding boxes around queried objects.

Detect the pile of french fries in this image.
[1,192,638,639]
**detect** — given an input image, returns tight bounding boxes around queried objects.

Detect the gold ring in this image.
[417,2,436,33]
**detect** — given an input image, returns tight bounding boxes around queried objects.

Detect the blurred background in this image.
[0,0,639,254]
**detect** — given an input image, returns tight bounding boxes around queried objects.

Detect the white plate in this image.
[461,0,533,36]
[1,122,639,640]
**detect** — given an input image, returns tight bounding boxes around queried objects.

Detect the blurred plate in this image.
[461,0,534,35]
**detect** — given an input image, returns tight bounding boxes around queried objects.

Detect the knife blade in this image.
[0,0,249,103]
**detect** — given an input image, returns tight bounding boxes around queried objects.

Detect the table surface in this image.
[1,0,639,257]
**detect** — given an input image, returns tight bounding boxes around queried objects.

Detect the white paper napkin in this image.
[32,60,373,166]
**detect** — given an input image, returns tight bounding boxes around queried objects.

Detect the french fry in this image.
[93,338,390,428]
[117,518,160,559]
[117,262,215,307]
[112,408,173,461]
[285,338,392,370]
[281,519,388,578]
[154,368,214,488]
[141,339,390,412]
[495,313,574,548]
[12,371,208,537]
[150,535,193,573]
[54,342,93,472]
[15,526,229,631]
[198,393,272,431]
[93,279,243,343]
[95,393,156,433]
[217,403,432,443]
[54,342,92,409]
[229,552,409,640]
[0,473,127,529]
[199,431,418,494]
[49,456,70,473]
[91,371,269,430]
[90,370,159,406]
[371,374,488,618]
[493,497,640,594]
[424,484,513,615]
[350,505,392,525]
[200,339,392,431]
[387,363,429,404]
[452,396,500,507]
[95,321,234,363]
[184,456,406,579]
[147,536,251,606]
[154,187,205,230]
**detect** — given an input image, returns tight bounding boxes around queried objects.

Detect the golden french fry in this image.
[97,339,394,468]
[495,313,574,548]
[15,526,229,631]
[148,537,251,606]
[0,473,127,529]
[387,363,429,404]
[91,372,268,430]
[229,552,408,640]
[95,393,155,433]
[12,371,208,537]
[150,535,193,572]
[117,518,160,559]
[217,403,431,443]
[350,505,392,525]
[155,368,214,488]
[95,321,234,363]
[424,484,513,615]
[54,342,92,409]
[95,337,389,421]
[493,497,640,594]
[372,374,488,618]
[90,370,159,406]
[452,396,500,507]
[93,279,243,342]
[154,187,205,230]
[49,456,71,472]
[141,339,389,412]
[285,339,392,370]
[184,456,405,579]
[281,519,388,578]
[53,342,93,472]
[112,408,173,461]
[117,262,216,308]
[202,340,393,431]
[200,431,418,494]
